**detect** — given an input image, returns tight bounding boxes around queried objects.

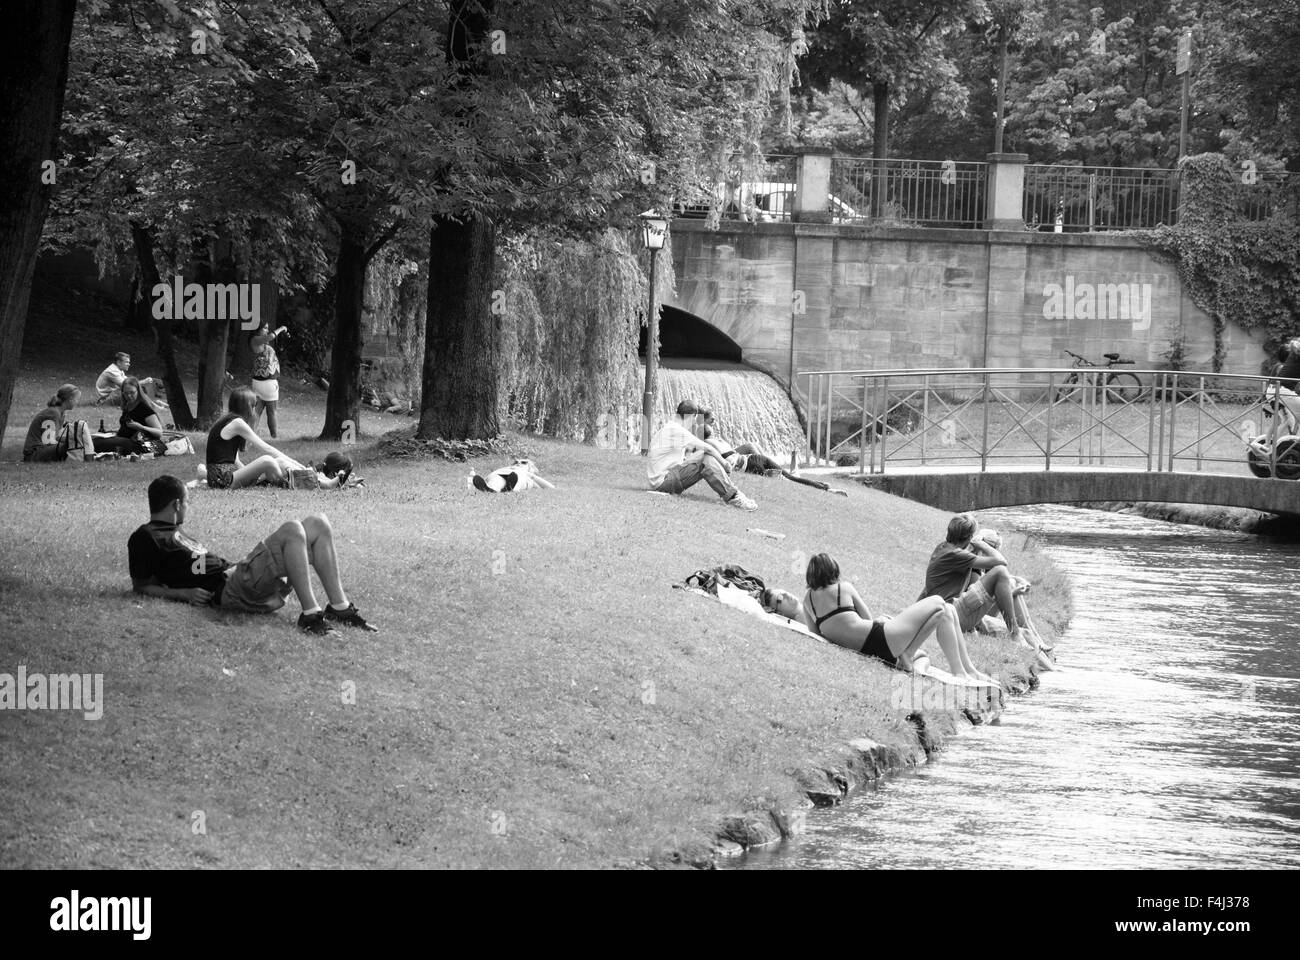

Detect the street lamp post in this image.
[639,210,668,455]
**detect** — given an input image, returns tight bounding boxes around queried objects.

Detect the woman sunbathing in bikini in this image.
[794,553,998,684]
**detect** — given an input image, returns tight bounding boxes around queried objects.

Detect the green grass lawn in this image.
[0,280,1072,868]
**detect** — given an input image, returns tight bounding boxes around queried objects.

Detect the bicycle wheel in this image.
[1104,372,1143,403]
[1054,373,1082,403]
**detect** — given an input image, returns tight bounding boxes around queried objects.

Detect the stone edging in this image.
[680,669,1040,869]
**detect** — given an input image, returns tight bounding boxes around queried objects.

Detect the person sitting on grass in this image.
[128,474,378,636]
[919,513,1047,656]
[699,412,843,495]
[203,385,308,489]
[22,385,101,462]
[96,351,167,409]
[646,399,756,510]
[89,376,168,458]
[800,552,998,685]
[963,528,1052,652]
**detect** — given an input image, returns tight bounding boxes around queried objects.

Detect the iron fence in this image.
[1234,171,1300,221]
[829,157,988,228]
[671,155,800,222]
[1023,165,1180,232]
[800,366,1300,479]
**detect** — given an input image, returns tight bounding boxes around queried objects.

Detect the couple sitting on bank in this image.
[200,386,354,490]
[646,400,836,509]
[921,513,1052,659]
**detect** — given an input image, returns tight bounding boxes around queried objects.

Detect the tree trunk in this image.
[418,214,498,440]
[416,0,498,441]
[196,316,231,429]
[870,79,890,219]
[0,0,77,443]
[193,251,236,428]
[994,25,1009,154]
[131,220,195,429]
[321,231,366,441]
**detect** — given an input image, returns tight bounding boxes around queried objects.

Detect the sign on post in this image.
[1176,30,1191,75]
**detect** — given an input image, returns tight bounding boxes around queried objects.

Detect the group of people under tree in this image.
[21,323,289,464]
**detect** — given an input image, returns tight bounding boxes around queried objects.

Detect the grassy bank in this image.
[0,283,1072,868]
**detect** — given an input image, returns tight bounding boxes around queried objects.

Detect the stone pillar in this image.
[984,152,1029,230]
[794,149,833,224]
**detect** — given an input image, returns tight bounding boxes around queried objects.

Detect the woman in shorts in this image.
[801,553,997,684]
[250,322,289,438]
[204,386,305,489]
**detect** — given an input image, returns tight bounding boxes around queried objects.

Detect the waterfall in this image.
[625,363,805,458]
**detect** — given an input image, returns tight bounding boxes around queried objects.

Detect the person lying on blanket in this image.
[796,553,998,685]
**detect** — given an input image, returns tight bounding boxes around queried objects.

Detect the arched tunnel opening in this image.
[638,304,743,364]
[636,305,806,457]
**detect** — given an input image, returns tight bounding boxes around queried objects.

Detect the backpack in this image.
[684,563,767,600]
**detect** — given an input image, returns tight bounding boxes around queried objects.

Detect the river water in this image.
[733,504,1300,870]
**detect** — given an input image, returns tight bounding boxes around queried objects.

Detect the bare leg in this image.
[979,566,1025,644]
[252,397,265,431]
[882,596,953,668]
[264,400,278,438]
[302,514,348,608]
[264,519,320,612]
[231,454,286,488]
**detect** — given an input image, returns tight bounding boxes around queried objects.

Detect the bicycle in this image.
[1054,349,1146,403]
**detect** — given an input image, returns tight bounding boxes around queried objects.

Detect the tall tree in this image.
[800,0,974,162]
[0,0,78,443]
[419,0,499,440]
[1205,0,1300,168]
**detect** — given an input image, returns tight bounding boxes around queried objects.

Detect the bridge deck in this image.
[833,466,1300,517]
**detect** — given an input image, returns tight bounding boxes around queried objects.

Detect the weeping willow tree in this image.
[360,253,425,403]
[498,228,676,445]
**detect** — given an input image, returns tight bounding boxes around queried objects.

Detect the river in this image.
[731,504,1300,870]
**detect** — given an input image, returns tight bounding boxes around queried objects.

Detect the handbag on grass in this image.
[287,467,319,489]
[160,433,195,456]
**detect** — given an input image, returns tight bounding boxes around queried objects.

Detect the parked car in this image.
[673,181,860,222]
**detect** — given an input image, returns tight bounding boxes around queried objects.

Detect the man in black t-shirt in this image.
[920,513,1030,647]
[128,475,379,636]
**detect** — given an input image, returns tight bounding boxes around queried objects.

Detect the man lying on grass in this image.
[128,475,378,636]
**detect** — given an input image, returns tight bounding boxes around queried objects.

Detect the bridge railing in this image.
[829,157,988,228]
[799,367,1298,478]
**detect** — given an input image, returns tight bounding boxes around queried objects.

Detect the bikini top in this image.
[807,582,855,630]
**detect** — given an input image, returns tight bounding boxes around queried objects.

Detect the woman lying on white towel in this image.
[765,553,998,685]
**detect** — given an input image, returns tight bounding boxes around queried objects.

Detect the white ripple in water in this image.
[735,504,1300,870]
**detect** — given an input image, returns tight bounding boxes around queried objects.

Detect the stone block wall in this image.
[669,220,1265,405]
